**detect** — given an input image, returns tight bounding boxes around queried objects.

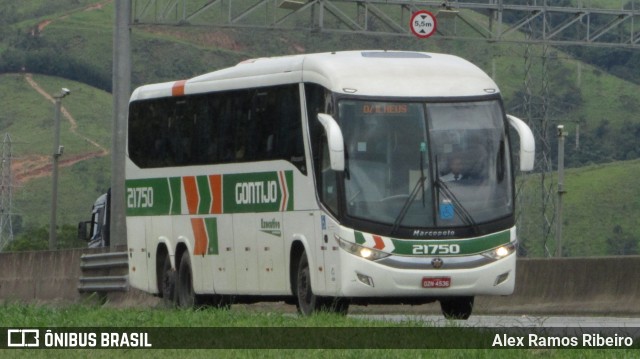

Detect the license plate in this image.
[421,277,451,288]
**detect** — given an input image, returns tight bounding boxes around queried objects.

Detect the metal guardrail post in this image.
[78,251,129,293]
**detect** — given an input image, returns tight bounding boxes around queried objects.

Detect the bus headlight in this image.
[483,242,517,260]
[335,235,390,261]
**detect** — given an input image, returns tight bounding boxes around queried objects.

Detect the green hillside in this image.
[0,73,112,231]
[0,0,639,255]
[517,159,640,257]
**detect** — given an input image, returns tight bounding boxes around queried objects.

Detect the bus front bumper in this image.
[337,250,516,298]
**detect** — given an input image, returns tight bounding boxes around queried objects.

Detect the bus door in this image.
[316,213,340,295]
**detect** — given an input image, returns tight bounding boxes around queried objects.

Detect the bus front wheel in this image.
[296,251,319,315]
[440,296,474,320]
[295,250,349,315]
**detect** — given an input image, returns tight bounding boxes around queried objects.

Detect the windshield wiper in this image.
[390,175,425,236]
[390,143,427,235]
[434,178,479,235]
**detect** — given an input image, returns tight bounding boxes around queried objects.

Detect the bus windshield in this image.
[338,99,512,230]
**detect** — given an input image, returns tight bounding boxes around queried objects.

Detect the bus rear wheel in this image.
[160,253,176,307]
[440,296,474,320]
[175,251,230,310]
[176,251,196,308]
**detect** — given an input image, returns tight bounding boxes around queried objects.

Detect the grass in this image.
[561,159,640,255]
[516,158,640,257]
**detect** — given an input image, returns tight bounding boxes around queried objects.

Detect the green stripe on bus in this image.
[389,230,511,256]
[223,171,294,213]
[284,171,294,211]
[126,178,176,216]
[205,218,219,255]
[354,232,366,245]
[127,170,294,216]
[197,175,212,215]
[169,177,181,215]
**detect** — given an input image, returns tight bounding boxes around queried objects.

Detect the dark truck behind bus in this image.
[77,189,110,248]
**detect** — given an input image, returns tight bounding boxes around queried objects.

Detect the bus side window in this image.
[129,85,305,170]
[250,85,305,173]
[306,83,338,215]
[276,86,305,173]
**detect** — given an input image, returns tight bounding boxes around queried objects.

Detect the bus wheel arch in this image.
[289,240,306,296]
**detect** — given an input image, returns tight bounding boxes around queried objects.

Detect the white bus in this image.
[125,50,535,319]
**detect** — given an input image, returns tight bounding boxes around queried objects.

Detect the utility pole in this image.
[0,133,14,251]
[111,0,131,250]
[49,88,71,250]
[556,124,567,257]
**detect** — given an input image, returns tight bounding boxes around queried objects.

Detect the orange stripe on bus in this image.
[209,175,222,214]
[183,176,199,214]
[278,171,287,212]
[172,80,187,97]
[191,218,208,256]
[372,235,385,250]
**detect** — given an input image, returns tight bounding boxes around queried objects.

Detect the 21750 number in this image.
[412,244,460,255]
[127,187,154,208]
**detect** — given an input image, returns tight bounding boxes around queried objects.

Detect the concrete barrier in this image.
[474,256,640,315]
[0,248,94,303]
[1,250,638,315]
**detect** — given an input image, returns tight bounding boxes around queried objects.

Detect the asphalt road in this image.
[355,314,640,328]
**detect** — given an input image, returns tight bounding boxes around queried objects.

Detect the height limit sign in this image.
[410,10,437,39]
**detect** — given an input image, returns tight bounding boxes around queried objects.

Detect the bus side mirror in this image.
[78,221,91,241]
[507,114,535,172]
[317,113,345,171]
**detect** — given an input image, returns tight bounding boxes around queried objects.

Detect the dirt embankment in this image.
[15,2,114,185]
[12,74,109,185]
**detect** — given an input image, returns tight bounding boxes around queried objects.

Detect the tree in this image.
[3,224,85,252]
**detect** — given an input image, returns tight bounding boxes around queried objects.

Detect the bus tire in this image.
[161,253,176,307]
[295,250,349,315]
[440,296,474,320]
[176,251,196,308]
[295,250,320,315]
